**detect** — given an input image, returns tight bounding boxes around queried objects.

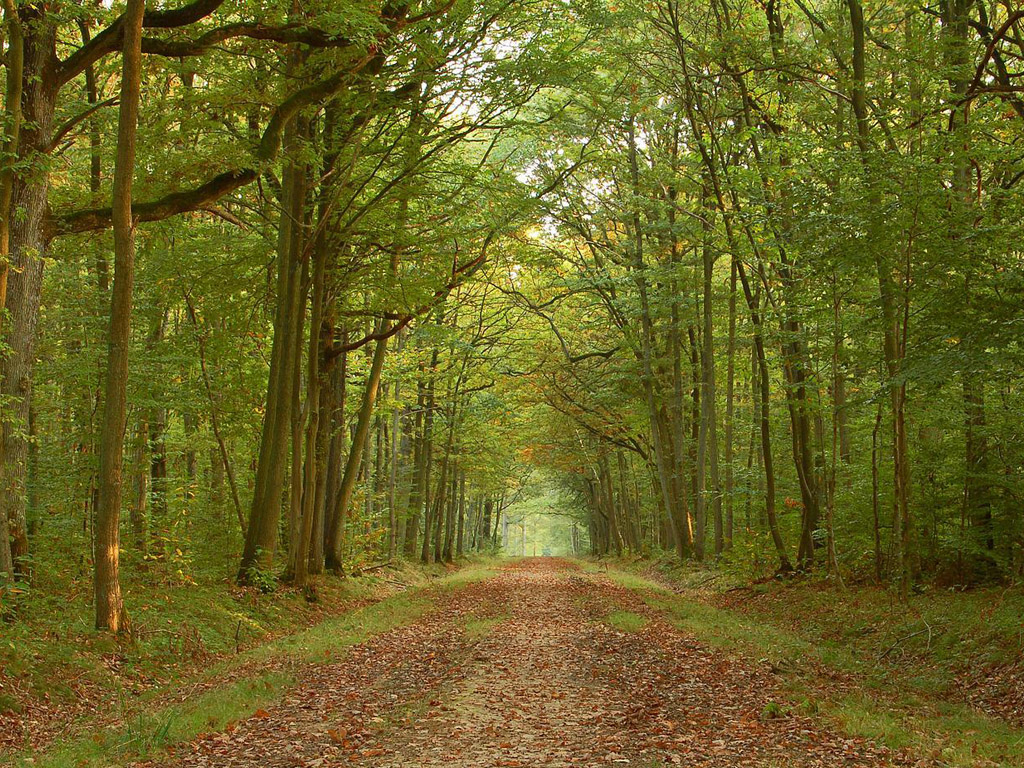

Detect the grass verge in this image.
[4,558,500,768]
[591,561,1024,768]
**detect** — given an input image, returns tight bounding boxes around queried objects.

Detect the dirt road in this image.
[150,559,904,767]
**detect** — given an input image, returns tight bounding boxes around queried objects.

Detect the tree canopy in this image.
[1,0,1023,631]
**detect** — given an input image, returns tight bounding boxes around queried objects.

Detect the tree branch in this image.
[46,97,118,153]
[328,232,495,357]
[49,3,438,238]
[50,44,388,236]
[967,11,1024,100]
[52,169,257,236]
[138,23,356,60]
[59,0,227,87]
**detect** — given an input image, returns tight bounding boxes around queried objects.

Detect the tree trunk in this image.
[627,118,688,561]
[482,497,492,544]
[1,8,57,585]
[0,0,24,582]
[323,333,347,562]
[284,255,308,581]
[237,110,307,585]
[387,337,404,561]
[325,322,390,572]
[291,206,327,587]
[736,260,793,573]
[848,0,912,594]
[442,461,457,563]
[419,355,438,564]
[309,323,337,575]
[184,294,245,532]
[94,0,145,633]
[696,184,723,557]
[129,418,149,553]
[183,411,198,498]
[724,257,737,547]
[148,311,168,531]
[455,469,466,558]
[403,371,426,557]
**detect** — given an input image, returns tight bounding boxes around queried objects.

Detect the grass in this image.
[28,672,297,768]
[595,561,1024,768]
[21,593,432,768]
[3,557,501,768]
[2,568,377,710]
[438,560,504,588]
[605,609,648,633]
[463,615,505,639]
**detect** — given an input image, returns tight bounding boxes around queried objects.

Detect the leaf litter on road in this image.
[144,559,916,768]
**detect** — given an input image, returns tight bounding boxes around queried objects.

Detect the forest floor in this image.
[600,557,1024,768]
[1,558,479,768]
[127,559,907,767]
[9,557,1024,767]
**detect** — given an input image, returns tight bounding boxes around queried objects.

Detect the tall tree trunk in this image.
[431,412,450,564]
[184,293,245,532]
[943,0,992,565]
[387,413,402,561]
[482,497,492,544]
[493,496,503,549]
[736,261,793,573]
[826,281,843,578]
[724,258,737,548]
[442,460,457,563]
[323,333,347,562]
[403,371,426,557]
[148,311,168,531]
[848,0,912,595]
[373,411,385,536]
[872,401,884,583]
[419,357,438,564]
[129,418,149,553]
[455,468,466,558]
[291,209,326,587]
[0,0,24,582]
[688,326,703,555]
[237,110,307,585]
[696,184,723,557]
[325,321,390,572]
[94,0,145,633]
[1,8,57,586]
[183,411,198,499]
[627,117,688,560]
[599,454,623,557]
[387,337,403,561]
[285,255,308,580]
[210,446,224,506]
[308,317,337,576]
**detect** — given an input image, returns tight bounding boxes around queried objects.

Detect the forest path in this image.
[150,559,904,768]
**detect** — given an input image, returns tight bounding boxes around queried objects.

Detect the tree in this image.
[93,0,146,633]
